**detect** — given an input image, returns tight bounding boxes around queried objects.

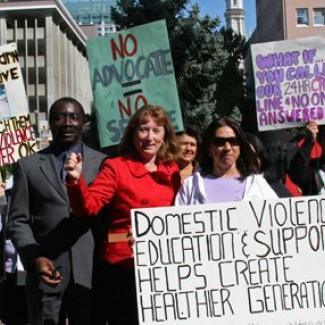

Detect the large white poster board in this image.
[0,43,36,166]
[132,196,325,324]
[251,36,325,131]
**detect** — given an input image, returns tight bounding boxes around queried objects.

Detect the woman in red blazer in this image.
[65,105,180,325]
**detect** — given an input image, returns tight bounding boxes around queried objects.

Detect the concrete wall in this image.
[254,0,325,43]
[284,0,325,39]
[0,0,93,129]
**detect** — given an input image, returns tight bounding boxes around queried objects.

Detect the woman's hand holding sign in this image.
[306,121,319,141]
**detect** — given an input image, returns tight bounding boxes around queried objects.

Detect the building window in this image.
[296,8,309,25]
[97,24,116,36]
[314,8,325,25]
[233,0,237,6]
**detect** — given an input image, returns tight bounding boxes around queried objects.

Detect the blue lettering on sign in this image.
[92,49,174,91]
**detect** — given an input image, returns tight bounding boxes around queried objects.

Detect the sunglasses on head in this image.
[212,137,239,147]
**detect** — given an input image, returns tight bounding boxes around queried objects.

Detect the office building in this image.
[253,0,325,43]
[62,0,117,38]
[0,0,93,132]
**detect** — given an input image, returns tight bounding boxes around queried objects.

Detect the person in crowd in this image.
[175,117,277,205]
[176,126,200,182]
[0,181,8,283]
[245,132,292,198]
[7,97,107,325]
[64,105,180,325]
[40,124,49,140]
[288,120,325,195]
[0,176,28,325]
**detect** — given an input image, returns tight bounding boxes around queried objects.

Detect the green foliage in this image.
[176,6,228,129]
[215,27,247,120]
[83,103,101,150]
[0,164,14,181]
[111,0,188,30]
[229,106,242,124]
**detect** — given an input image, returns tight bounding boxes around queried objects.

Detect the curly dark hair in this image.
[118,105,179,162]
[200,117,259,178]
[49,97,85,125]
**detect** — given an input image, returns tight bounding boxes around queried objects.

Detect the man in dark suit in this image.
[8,97,107,325]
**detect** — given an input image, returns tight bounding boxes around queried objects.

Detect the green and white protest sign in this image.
[0,43,36,166]
[87,20,183,147]
[251,36,325,131]
[132,196,325,324]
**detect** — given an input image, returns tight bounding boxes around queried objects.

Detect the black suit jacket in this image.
[0,191,10,282]
[8,144,107,293]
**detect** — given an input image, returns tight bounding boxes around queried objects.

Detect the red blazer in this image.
[67,156,180,266]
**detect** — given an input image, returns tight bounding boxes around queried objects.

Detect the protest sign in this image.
[87,19,183,147]
[132,196,325,324]
[0,43,36,166]
[251,36,325,131]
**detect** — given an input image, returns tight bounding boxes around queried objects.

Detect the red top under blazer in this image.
[67,156,180,266]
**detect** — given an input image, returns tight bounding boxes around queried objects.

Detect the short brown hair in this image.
[118,105,179,162]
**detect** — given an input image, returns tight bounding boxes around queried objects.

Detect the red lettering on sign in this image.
[111,33,138,61]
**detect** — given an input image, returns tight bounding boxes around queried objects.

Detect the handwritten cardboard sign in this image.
[0,43,36,166]
[132,196,325,324]
[251,36,325,131]
[87,19,183,147]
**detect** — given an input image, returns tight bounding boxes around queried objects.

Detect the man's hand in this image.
[65,152,83,181]
[306,121,319,141]
[34,257,62,286]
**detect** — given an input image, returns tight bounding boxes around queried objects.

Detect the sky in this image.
[192,0,256,37]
